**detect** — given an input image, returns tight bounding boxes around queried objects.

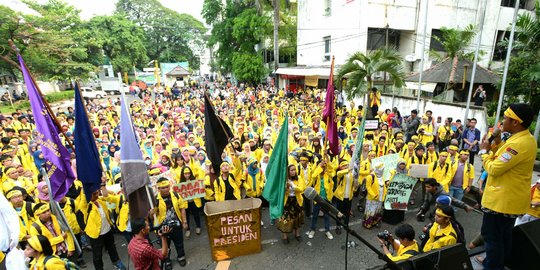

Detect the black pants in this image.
[302,194,312,218]
[166,225,185,260]
[481,212,515,270]
[371,105,379,118]
[469,151,478,164]
[336,198,352,226]
[186,201,201,230]
[89,230,120,270]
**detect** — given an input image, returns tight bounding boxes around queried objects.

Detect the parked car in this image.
[80,87,107,99]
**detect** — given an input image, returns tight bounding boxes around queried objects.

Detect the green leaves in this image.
[337,48,405,101]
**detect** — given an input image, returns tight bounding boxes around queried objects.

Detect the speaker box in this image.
[507,218,540,270]
[382,209,405,225]
[402,244,472,270]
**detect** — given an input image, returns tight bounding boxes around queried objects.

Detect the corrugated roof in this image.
[405,58,500,84]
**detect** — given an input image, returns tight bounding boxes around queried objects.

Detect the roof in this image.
[405,58,500,84]
[166,66,190,76]
[275,66,335,77]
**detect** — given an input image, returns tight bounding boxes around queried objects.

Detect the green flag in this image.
[263,114,289,220]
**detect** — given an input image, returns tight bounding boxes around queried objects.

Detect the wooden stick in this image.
[8,39,75,152]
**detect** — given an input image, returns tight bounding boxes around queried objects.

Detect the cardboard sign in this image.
[364,119,379,130]
[409,164,429,178]
[205,198,262,261]
[372,153,400,181]
[384,174,417,210]
[149,170,173,193]
[172,180,205,200]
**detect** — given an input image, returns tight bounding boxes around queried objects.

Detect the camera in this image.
[377,230,392,242]
[151,220,180,235]
[418,128,425,134]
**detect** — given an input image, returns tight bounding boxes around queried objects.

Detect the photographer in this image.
[128,218,171,270]
[377,224,419,262]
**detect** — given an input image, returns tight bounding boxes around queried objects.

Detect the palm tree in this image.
[430,24,476,90]
[337,48,405,102]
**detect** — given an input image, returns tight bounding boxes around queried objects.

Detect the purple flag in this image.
[18,55,75,201]
[322,57,339,156]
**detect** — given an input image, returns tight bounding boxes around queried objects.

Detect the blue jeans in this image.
[310,204,330,232]
[481,212,515,270]
[449,186,464,201]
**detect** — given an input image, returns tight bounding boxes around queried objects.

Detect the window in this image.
[429,29,445,52]
[323,36,331,61]
[500,0,526,8]
[324,0,332,16]
[367,28,401,50]
[492,30,510,61]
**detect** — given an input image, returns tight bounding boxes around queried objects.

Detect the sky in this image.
[1,0,206,22]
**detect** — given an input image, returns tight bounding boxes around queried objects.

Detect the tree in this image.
[203,0,269,83]
[85,14,148,73]
[430,24,476,90]
[499,0,540,110]
[116,0,206,70]
[337,48,405,101]
[0,0,97,80]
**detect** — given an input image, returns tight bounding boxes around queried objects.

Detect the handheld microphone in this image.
[488,128,501,143]
[304,187,344,219]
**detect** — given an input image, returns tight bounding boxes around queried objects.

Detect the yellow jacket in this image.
[526,186,540,218]
[428,161,453,192]
[297,163,314,188]
[203,175,215,201]
[311,165,335,201]
[29,254,66,270]
[359,159,372,184]
[2,177,35,194]
[213,174,242,201]
[422,223,457,252]
[155,192,187,225]
[113,194,130,232]
[84,198,114,239]
[284,178,304,207]
[29,215,75,253]
[14,201,34,241]
[449,160,474,190]
[59,198,81,235]
[333,169,358,201]
[386,241,419,262]
[365,174,387,201]
[482,129,537,215]
[243,170,265,198]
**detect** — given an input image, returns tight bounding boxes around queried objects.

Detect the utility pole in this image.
[416,0,429,112]
[273,0,280,89]
[383,23,389,92]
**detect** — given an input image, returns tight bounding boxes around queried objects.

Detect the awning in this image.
[405,82,438,93]
[275,67,332,78]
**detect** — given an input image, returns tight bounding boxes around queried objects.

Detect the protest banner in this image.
[149,170,173,193]
[372,153,400,181]
[384,174,417,210]
[409,164,429,178]
[205,198,262,261]
[172,179,205,200]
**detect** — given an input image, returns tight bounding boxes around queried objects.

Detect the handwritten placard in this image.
[372,154,400,181]
[409,164,429,178]
[384,174,417,210]
[149,170,173,193]
[172,180,205,200]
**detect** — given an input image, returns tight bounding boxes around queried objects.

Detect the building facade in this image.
[296,0,534,73]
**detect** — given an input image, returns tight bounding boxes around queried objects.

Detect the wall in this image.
[351,93,489,133]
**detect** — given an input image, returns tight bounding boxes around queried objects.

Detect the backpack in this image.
[43,255,80,270]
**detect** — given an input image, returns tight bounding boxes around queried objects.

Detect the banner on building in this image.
[304,75,319,87]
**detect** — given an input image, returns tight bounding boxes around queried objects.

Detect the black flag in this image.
[204,93,233,174]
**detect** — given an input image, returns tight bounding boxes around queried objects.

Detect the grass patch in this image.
[0,90,74,114]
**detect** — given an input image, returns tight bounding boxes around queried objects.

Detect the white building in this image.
[279,0,534,90]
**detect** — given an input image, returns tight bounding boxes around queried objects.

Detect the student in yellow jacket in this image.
[2,167,35,195]
[29,203,75,257]
[243,158,266,199]
[213,162,241,201]
[428,151,453,192]
[307,158,335,240]
[448,150,474,200]
[58,195,87,267]
[422,206,457,252]
[24,235,66,270]
[84,187,126,270]
[334,160,358,231]
[363,162,387,229]
[178,166,203,237]
[277,164,305,243]
[478,104,537,270]
[6,189,34,244]
[379,224,420,262]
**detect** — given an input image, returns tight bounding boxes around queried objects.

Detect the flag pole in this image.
[8,40,75,152]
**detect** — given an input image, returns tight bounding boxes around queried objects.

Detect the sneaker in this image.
[325,231,334,240]
[261,220,264,226]
[195,228,201,235]
[185,230,191,238]
[177,256,187,267]
[113,261,127,270]
[307,230,315,239]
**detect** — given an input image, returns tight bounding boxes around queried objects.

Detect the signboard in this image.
[364,119,379,130]
[172,179,205,201]
[305,75,319,87]
[409,164,429,178]
[149,170,173,194]
[384,174,417,210]
[372,153,400,181]
[205,199,262,261]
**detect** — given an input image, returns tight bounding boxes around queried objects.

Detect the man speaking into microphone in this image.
[477,103,536,270]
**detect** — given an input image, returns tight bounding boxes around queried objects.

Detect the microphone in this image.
[488,128,501,143]
[304,187,344,219]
